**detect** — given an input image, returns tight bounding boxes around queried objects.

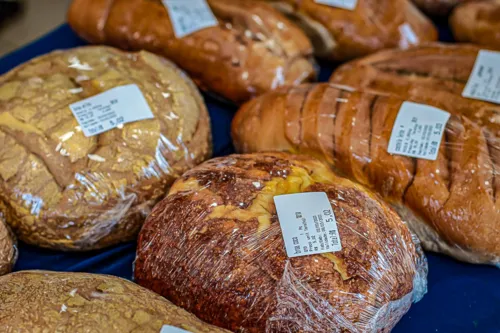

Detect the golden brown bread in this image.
[259,0,438,61]
[0,46,211,251]
[329,44,500,136]
[232,84,500,265]
[450,0,500,49]
[411,0,477,15]
[135,152,426,332]
[0,216,16,276]
[67,0,316,104]
[0,271,231,332]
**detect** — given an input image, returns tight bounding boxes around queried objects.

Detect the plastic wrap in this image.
[0,46,211,251]
[450,0,500,49]
[0,215,16,276]
[135,152,427,333]
[67,0,317,104]
[260,0,438,61]
[0,271,231,332]
[232,83,500,266]
[330,43,500,132]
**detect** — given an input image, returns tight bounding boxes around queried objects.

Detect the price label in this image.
[463,50,500,104]
[274,192,342,258]
[163,0,218,38]
[160,326,191,333]
[387,102,450,161]
[314,0,358,10]
[69,84,154,137]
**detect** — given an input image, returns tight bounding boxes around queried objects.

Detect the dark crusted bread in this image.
[450,0,500,49]
[0,46,211,251]
[67,0,316,104]
[135,152,426,332]
[0,216,16,276]
[259,0,437,61]
[232,84,500,265]
[0,271,231,332]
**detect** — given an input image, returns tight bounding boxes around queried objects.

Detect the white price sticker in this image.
[69,84,154,137]
[163,0,218,38]
[463,50,500,104]
[274,192,342,258]
[160,326,191,333]
[314,0,358,10]
[387,102,450,161]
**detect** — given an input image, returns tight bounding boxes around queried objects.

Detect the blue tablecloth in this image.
[1,23,499,333]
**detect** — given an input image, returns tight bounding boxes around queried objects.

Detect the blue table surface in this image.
[1,22,499,333]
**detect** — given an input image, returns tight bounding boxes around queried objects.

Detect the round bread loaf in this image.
[0,46,211,251]
[135,152,427,332]
[0,271,230,333]
[0,216,16,276]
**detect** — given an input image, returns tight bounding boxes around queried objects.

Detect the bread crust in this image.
[0,271,231,332]
[0,217,16,276]
[260,0,438,61]
[0,46,211,250]
[135,152,425,332]
[450,0,500,49]
[67,0,316,104]
[232,85,500,265]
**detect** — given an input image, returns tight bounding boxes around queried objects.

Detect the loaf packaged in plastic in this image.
[330,44,500,131]
[0,46,211,251]
[232,84,500,266]
[259,0,437,61]
[451,0,500,49]
[135,152,427,332]
[0,216,16,276]
[67,0,316,104]
[0,271,231,333]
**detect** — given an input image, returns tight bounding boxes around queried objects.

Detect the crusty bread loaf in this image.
[450,0,500,49]
[0,216,16,276]
[259,0,437,61]
[0,271,230,332]
[0,46,211,251]
[232,84,500,265]
[135,152,426,332]
[412,0,476,15]
[67,0,316,104]
[329,44,500,136]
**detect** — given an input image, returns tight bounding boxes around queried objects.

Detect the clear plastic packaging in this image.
[261,0,438,61]
[232,83,500,266]
[67,0,317,104]
[135,152,428,332]
[0,271,231,332]
[0,46,211,251]
[0,215,16,276]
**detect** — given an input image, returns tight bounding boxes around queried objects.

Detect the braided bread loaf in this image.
[451,0,500,50]
[67,0,316,104]
[232,84,500,265]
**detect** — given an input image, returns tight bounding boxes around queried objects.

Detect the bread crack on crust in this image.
[0,46,211,250]
[233,84,500,265]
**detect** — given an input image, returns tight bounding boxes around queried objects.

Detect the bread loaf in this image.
[0,46,211,251]
[411,0,474,15]
[259,0,437,61]
[232,84,500,265]
[329,44,500,135]
[0,271,231,332]
[135,152,427,332]
[67,0,316,104]
[450,0,500,49]
[0,216,16,276]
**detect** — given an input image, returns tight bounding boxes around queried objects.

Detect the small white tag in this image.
[160,325,191,333]
[69,84,154,137]
[463,50,500,104]
[399,23,418,47]
[274,192,342,258]
[162,0,218,38]
[314,0,358,10]
[387,102,450,161]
